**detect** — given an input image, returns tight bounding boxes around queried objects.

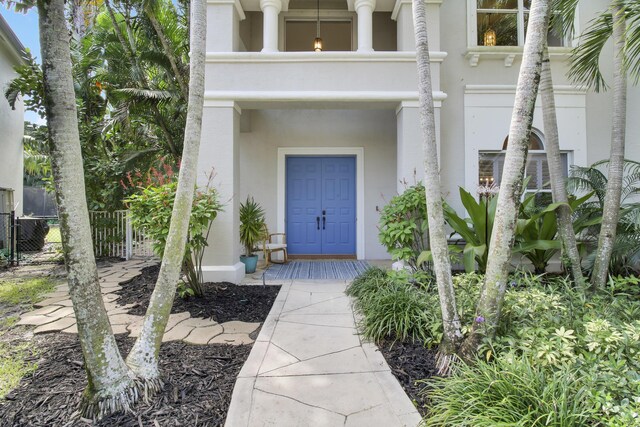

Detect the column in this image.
[396,101,443,193]
[261,0,282,52]
[354,0,375,52]
[197,102,244,283]
[392,0,441,51]
[207,0,245,52]
[396,102,424,191]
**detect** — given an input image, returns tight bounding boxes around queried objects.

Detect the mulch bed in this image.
[0,263,282,426]
[116,265,280,322]
[0,334,249,426]
[377,340,438,417]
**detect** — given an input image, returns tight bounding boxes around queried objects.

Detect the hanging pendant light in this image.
[314,0,323,51]
[483,14,498,46]
[483,28,497,46]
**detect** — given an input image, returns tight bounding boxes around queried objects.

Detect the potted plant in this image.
[239,196,266,273]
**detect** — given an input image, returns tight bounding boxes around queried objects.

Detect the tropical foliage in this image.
[5,0,190,211]
[378,184,430,271]
[569,160,640,275]
[126,180,222,296]
[349,269,640,425]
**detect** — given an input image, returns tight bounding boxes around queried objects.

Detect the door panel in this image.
[286,157,322,254]
[321,157,356,254]
[286,156,356,255]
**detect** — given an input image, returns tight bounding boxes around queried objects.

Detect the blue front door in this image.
[286,156,356,255]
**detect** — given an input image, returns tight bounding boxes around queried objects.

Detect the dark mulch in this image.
[0,334,249,426]
[116,265,280,322]
[377,340,438,417]
[0,263,282,426]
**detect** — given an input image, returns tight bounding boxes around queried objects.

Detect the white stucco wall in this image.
[237,108,397,259]
[0,40,24,215]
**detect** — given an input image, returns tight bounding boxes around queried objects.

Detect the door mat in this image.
[262,260,370,280]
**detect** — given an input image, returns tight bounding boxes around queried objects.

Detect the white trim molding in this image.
[206,51,447,62]
[277,147,366,260]
[204,90,448,104]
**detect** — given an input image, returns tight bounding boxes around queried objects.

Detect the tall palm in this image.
[32,0,141,418]
[462,0,551,358]
[126,0,207,380]
[412,0,463,374]
[539,46,585,286]
[555,0,640,288]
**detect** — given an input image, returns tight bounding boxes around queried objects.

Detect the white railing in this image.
[89,210,154,260]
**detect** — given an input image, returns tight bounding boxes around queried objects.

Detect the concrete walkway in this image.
[225,280,422,427]
[16,259,259,345]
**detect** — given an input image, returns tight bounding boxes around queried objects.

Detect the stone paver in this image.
[226,281,422,427]
[221,321,260,335]
[209,333,253,346]
[34,317,75,334]
[183,324,224,345]
[16,259,263,347]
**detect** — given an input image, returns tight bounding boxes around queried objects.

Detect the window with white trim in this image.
[474,0,565,47]
[478,130,569,205]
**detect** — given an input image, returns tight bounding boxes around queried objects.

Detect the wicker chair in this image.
[261,225,288,267]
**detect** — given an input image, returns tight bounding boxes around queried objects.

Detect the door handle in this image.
[322,215,326,230]
[316,216,320,230]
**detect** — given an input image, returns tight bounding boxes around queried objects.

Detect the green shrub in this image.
[378,184,430,271]
[422,356,596,427]
[126,181,222,297]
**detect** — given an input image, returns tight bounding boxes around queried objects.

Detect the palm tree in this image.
[412,0,463,374]
[126,0,207,380]
[461,0,551,358]
[35,0,141,417]
[555,0,640,288]
[539,46,585,286]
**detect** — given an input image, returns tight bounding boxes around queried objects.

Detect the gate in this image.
[89,210,154,260]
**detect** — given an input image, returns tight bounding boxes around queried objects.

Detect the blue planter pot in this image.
[240,255,259,274]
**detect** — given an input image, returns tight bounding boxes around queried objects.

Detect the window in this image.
[478,130,569,205]
[475,0,565,47]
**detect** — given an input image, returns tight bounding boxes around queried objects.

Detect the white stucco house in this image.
[197,0,640,283]
[0,14,25,217]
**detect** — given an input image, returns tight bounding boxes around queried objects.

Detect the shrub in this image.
[422,356,596,427]
[126,181,222,297]
[378,184,430,271]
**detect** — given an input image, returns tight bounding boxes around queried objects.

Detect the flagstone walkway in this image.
[225,280,422,427]
[16,259,259,345]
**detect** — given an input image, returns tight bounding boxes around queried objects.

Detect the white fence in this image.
[89,210,154,260]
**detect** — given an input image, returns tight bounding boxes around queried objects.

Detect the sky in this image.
[1,5,42,124]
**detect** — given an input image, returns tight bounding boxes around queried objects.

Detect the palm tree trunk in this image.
[126,0,207,380]
[461,0,551,358]
[412,0,463,373]
[37,0,140,418]
[540,47,585,286]
[591,2,627,289]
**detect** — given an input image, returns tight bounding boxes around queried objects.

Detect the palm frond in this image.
[568,10,613,92]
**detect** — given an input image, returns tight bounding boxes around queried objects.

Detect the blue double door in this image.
[286,156,356,256]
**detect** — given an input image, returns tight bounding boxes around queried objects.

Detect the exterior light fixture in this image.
[483,28,497,46]
[314,0,323,51]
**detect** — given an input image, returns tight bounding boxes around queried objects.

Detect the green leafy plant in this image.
[126,180,222,296]
[239,196,266,257]
[443,187,498,273]
[569,159,640,275]
[378,184,430,271]
[422,356,596,427]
